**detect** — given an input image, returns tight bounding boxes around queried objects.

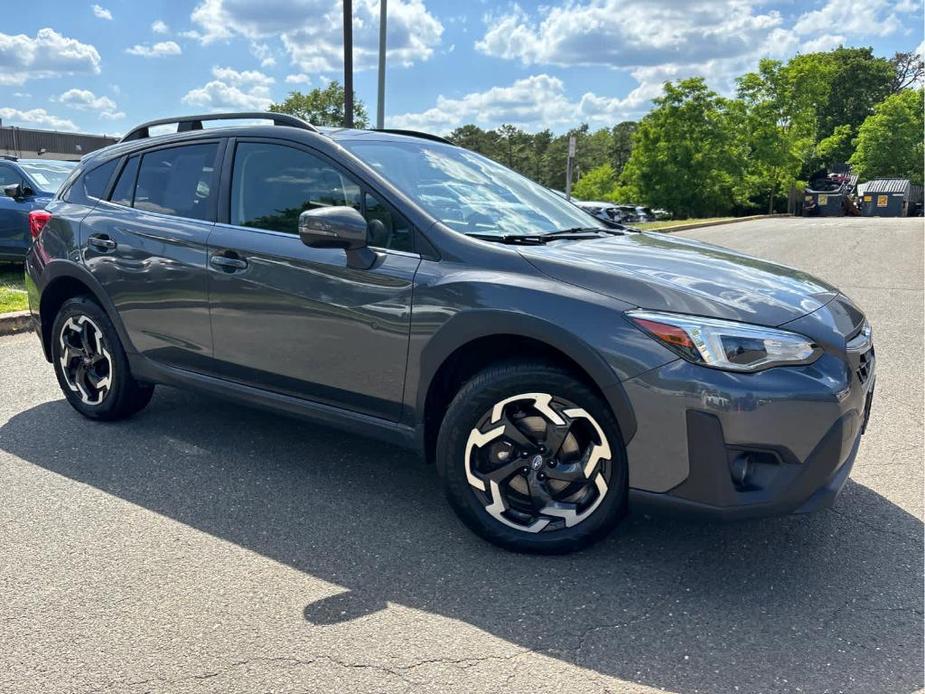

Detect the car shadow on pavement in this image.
[1,388,922,693]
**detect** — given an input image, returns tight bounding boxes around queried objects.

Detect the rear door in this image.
[205,138,419,420]
[81,141,222,371]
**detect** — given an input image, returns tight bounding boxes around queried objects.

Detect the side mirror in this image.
[299,206,376,270]
[3,183,24,199]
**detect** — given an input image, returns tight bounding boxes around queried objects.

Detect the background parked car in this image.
[575,200,625,223]
[0,157,75,260]
[633,206,656,222]
[652,208,673,221]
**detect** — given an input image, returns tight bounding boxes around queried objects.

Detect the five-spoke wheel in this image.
[51,296,154,420]
[439,362,627,553]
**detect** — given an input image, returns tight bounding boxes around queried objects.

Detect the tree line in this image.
[445,48,923,218]
[272,48,922,219]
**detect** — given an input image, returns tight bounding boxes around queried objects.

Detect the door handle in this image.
[87,234,117,251]
[210,253,248,272]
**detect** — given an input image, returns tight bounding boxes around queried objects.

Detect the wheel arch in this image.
[37,261,134,362]
[416,311,637,464]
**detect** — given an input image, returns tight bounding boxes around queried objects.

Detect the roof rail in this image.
[0,154,18,161]
[374,129,454,145]
[120,112,319,142]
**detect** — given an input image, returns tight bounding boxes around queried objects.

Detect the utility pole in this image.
[376,0,387,129]
[565,135,576,200]
[343,0,354,128]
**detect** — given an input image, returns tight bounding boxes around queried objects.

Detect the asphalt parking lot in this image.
[1,216,922,693]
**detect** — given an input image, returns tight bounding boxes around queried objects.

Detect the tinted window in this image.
[231,142,361,235]
[110,156,139,207]
[365,192,413,252]
[134,144,217,221]
[0,166,21,187]
[62,158,118,205]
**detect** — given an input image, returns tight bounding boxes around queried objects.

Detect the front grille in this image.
[856,346,874,385]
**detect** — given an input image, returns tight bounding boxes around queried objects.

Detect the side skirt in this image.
[128,355,421,453]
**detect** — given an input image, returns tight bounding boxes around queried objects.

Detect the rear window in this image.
[133,144,217,221]
[18,160,75,192]
[61,159,118,205]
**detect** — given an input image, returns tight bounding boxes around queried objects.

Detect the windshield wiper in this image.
[467,228,622,245]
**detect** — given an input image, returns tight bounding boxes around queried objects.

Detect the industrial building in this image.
[0,122,117,161]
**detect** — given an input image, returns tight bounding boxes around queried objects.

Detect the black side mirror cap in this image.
[2,183,33,199]
[299,206,377,270]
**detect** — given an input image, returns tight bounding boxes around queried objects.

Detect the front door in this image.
[0,163,32,258]
[206,139,420,421]
[81,142,222,371]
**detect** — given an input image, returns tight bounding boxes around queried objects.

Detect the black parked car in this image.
[25,113,875,553]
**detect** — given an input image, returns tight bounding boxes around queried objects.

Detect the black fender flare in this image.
[414,309,637,447]
[37,260,137,361]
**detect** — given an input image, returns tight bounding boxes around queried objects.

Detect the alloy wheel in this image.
[464,393,612,533]
[58,315,113,406]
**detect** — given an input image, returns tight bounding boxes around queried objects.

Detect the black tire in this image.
[50,296,154,421]
[437,361,628,554]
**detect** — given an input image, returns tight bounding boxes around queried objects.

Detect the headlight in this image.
[627,310,821,372]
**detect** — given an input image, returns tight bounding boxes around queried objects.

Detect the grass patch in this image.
[0,263,28,314]
[637,217,738,231]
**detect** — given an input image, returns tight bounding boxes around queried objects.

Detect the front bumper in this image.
[623,340,875,520]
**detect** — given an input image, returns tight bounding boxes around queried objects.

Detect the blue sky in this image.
[1,0,922,136]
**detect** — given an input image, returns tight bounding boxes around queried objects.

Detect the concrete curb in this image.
[0,310,32,337]
[646,214,785,233]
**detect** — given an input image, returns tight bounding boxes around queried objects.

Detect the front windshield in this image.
[341,140,604,237]
[18,160,76,192]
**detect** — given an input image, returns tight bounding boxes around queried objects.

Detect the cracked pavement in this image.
[0,217,922,693]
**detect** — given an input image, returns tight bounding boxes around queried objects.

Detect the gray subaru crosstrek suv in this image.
[24,113,876,553]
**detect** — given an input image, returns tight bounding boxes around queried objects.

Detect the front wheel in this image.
[51,296,154,420]
[437,362,627,554]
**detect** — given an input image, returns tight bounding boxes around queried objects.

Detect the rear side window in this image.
[110,156,139,207]
[62,158,118,205]
[133,144,218,221]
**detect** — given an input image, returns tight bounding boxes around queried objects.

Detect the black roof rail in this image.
[374,128,454,145]
[0,154,18,161]
[119,112,319,142]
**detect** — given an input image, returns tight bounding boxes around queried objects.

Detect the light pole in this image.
[376,0,387,129]
[343,0,354,128]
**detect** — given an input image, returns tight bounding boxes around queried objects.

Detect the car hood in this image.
[517,231,838,327]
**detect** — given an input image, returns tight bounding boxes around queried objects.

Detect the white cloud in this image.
[57,88,125,119]
[476,2,782,69]
[388,74,646,133]
[92,4,112,20]
[0,27,101,86]
[189,0,442,72]
[800,34,847,53]
[794,0,908,37]
[151,20,170,34]
[125,41,182,57]
[182,65,275,111]
[0,107,78,131]
[250,41,276,67]
[285,73,311,84]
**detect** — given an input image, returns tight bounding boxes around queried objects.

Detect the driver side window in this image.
[231,142,413,252]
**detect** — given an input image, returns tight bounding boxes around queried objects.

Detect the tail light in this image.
[28,209,52,240]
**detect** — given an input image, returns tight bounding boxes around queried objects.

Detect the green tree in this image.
[782,47,894,168]
[735,59,810,212]
[889,51,925,93]
[617,78,741,218]
[610,121,637,176]
[849,89,925,185]
[270,81,369,128]
[572,164,618,201]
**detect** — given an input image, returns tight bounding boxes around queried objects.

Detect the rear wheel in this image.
[437,362,627,553]
[51,296,154,420]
